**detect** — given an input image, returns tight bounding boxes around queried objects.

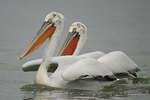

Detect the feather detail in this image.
[97,51,140,76]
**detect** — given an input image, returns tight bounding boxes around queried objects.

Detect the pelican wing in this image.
[22,59,58,72]
[79,51,105,59]
[61,58,116,81]
[98,51,140,76]
[22,56,80,72]
[22,51,105,72]
[22,59,42,72]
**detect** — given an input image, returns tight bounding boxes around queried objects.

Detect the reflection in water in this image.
[34,92,66,100]
[21,77,150,100]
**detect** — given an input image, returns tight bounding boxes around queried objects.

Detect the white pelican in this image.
[20,12,116,87]
[22,22,140,78]
[57,22,105,57]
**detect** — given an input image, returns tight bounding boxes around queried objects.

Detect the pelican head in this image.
[57,22,87,56]
[20,12,64,60]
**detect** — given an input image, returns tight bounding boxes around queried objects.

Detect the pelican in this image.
[20,12,117,87]
[57,22,105,57]
[22,22,140,78]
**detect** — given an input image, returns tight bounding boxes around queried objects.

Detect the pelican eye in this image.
[72,28,77,33]
[48,18,52,22]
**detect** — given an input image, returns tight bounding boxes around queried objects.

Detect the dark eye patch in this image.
[53,14,56,17]
[77,24,80,27]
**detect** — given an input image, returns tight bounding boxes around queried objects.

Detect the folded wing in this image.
[98,51,140,77]
[61,58,116,81]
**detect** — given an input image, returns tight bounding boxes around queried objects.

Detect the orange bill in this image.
[62,35,80,55]
[57,31,80,56]
[20,21,56,60]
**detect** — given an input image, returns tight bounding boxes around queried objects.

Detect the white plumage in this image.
[98,51,140,76]
[22,51,105,72]
[61,58,114,81]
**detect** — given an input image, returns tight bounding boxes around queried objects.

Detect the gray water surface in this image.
[0,0,150,100]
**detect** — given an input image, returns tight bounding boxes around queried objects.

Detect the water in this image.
[0,0,150,100]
